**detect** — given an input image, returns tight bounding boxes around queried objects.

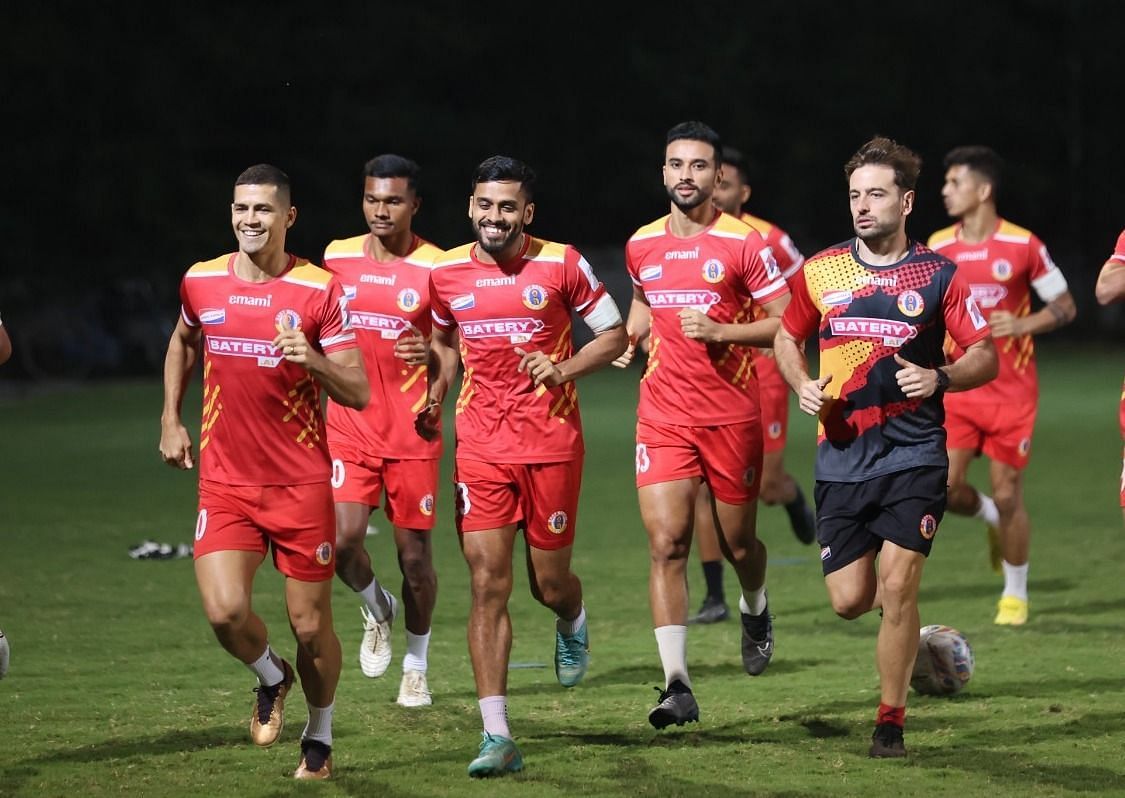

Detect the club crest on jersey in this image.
[397,288,421,313]
[821,290,853,307]
[897,290,925,318]
[451,294,476,311]
[969,284,1008,309]
[522,284,549,310]
[991,259,1013,281]
[547,511,568,535]
[701,259,726,284]
[828,317,917,347]
[639,265,663,282]
[419,494,435,516]
[919,514,938,540]
[275,309,301,331]
[200,309,226,325]
[315,542,333,566]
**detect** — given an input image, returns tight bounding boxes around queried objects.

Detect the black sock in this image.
[784,485,809,524]
[702,560,724,602]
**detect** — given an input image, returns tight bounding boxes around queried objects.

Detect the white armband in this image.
[581,293,623,335]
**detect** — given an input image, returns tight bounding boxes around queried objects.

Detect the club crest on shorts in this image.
[419,493,434,516]
[701,259,726,284]
[275,309,302,331]
[897,290,925,318]
[1019,438,1031,457]
[397,288,421,313]
[991,259,1013,281]
[743,466,757,487]
[315,542,333,566]
[547,511,568,535]
[768,421,783,439]
[522,284,549,310]
[919,514,938,540]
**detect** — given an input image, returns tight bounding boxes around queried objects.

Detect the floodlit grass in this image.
[1,342,1122,796]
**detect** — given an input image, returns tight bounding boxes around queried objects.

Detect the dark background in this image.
[3,2,1122,377]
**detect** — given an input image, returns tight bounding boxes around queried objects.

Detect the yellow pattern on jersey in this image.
[200,359,220,451]
[282,375,322,448]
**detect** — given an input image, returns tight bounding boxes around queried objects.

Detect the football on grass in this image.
[911,624,973,696]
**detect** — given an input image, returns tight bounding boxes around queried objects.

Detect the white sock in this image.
[556,604,586,636]
[479,695,511,738]
[247,645,284,686]
[359,579,392,622]
[974,492,1000,527]
[1002,561,1029,601]
[739,587,768,617]
[302,702,334,746]
[403,630,431,673]
[654,625,691,689]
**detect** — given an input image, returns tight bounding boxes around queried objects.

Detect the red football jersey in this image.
[429,236,608,464]
[625,211,789,426]
[741,212,805,280]
[179,254,357,486]
[928,219,1068,403]
[322,234,443,460]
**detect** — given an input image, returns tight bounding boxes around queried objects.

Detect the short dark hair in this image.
[843,136,922,191]
[666,121,722,166]
[472,156,537,201]
[234,164,291,203]
[943,145,1003,198]
[364,153,421,192]
[720,145,750,184]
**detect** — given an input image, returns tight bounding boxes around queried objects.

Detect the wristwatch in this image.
[934,368,950,392]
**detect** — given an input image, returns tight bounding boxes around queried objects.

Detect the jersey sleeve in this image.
[1028,234,1069,302]
[1112,230,1125,262]
[740,232,788,303]
[179,275,200,327]
[563,246,608,314]
[779,269,820,340]
[318,278,358,355]
[624,241,643,288]
[942,269,991,349]
[766,227,806,280]
[428,271,455,330]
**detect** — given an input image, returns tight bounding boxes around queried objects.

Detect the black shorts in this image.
[814,466,948,576]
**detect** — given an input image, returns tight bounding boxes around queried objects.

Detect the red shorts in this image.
[195,479,335,581]
[453,458,582,550]
[945,398,1037,469]
[330,445,439,530]
[635,418,763,504]
[755,355,790,455]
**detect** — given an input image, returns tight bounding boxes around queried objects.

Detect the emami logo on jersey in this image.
[451,294,476,311]
[828,317,917,347]
[969,284,1007,309]
[664,247,700,260]
[639,265,663,282]
[199,309,226,325]
[646,289,721,311]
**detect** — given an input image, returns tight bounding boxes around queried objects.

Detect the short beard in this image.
[667,186,709,212]
[476,224,520,256]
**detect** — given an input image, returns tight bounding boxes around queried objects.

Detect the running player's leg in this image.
[689,485,728,623]
[392,524,436,705]
[285,576,340,779]
[990,459,1030,624]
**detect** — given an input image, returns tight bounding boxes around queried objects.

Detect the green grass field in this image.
[1,342,1123,797]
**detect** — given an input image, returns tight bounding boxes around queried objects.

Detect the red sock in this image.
[876,703,905,728]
